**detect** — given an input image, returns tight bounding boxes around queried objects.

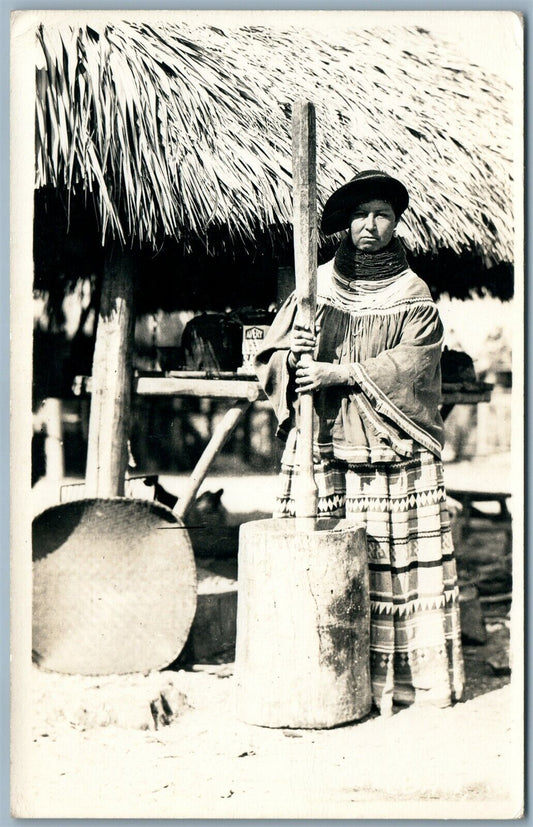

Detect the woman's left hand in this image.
[295,360,351,392]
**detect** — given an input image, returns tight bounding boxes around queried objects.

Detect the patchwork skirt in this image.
[274,430,465,715]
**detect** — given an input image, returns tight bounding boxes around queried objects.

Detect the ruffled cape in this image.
[254,259,445,462]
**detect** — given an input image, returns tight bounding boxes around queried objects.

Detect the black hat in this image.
[321,170,409,235]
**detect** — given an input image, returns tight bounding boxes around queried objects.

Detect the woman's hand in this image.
[295,360,351,392]
[288,324,317,369]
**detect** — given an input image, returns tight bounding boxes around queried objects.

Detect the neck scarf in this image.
[333,234,409,283]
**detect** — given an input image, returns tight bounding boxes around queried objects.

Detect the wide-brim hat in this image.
[321,170,409,235]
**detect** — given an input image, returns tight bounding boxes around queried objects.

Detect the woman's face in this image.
[349,199,398,251]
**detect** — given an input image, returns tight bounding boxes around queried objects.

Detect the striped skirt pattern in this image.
[275,431,465,715]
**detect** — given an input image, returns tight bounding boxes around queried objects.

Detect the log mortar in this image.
[235,518,371,729]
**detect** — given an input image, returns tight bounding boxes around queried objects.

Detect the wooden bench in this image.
[447,489,512,554]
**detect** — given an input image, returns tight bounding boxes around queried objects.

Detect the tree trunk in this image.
[85,246,136,497]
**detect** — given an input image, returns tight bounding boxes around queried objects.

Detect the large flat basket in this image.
[32,498,197,675]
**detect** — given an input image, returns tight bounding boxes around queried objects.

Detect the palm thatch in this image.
[35,18,514,282]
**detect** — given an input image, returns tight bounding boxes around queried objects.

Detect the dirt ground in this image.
[14,624,521,819]
[16,453,523,819]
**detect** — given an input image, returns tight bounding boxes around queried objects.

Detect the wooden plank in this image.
[442,382,494,393]
[135,376,264,400]
[164,370,256,380]
[292,99,318,520]
[447,489,511,503]
[440,391,492,405]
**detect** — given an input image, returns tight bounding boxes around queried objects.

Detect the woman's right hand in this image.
[289,324,317,367]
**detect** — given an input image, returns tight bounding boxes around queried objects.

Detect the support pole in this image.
[174,399,253,520]
[41,397,65,482]
[85,246,136,498]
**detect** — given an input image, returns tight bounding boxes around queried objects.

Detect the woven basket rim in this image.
[33,496,182,524]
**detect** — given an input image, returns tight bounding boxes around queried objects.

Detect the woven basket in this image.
[32,498,197,675]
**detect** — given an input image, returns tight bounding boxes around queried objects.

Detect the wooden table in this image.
[439,381,493,422]
[135,372,263,517]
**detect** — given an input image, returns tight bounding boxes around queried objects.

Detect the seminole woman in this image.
[254,169,464,716]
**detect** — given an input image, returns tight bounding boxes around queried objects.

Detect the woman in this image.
[255,169,464,716]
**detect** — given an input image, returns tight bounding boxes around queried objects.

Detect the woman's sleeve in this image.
[349,301,445,454]
[254,293,299,438]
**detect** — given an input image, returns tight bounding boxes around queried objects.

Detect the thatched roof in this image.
[36,20,513,260]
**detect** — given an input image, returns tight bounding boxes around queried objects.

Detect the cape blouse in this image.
[254,258,445,464]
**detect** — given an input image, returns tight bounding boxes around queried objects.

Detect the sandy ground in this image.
[14,643,521,819]
[17,451,523,819]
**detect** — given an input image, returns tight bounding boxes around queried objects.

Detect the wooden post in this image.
[41,397,65,482]
[85,246,136,498]
[292,100,318,520]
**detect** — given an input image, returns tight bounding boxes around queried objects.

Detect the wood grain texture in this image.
[85,247,136,497]
[135,377,262,400]
[292,100,318,519]
[292,99,317,332]
[235,519,371,728]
